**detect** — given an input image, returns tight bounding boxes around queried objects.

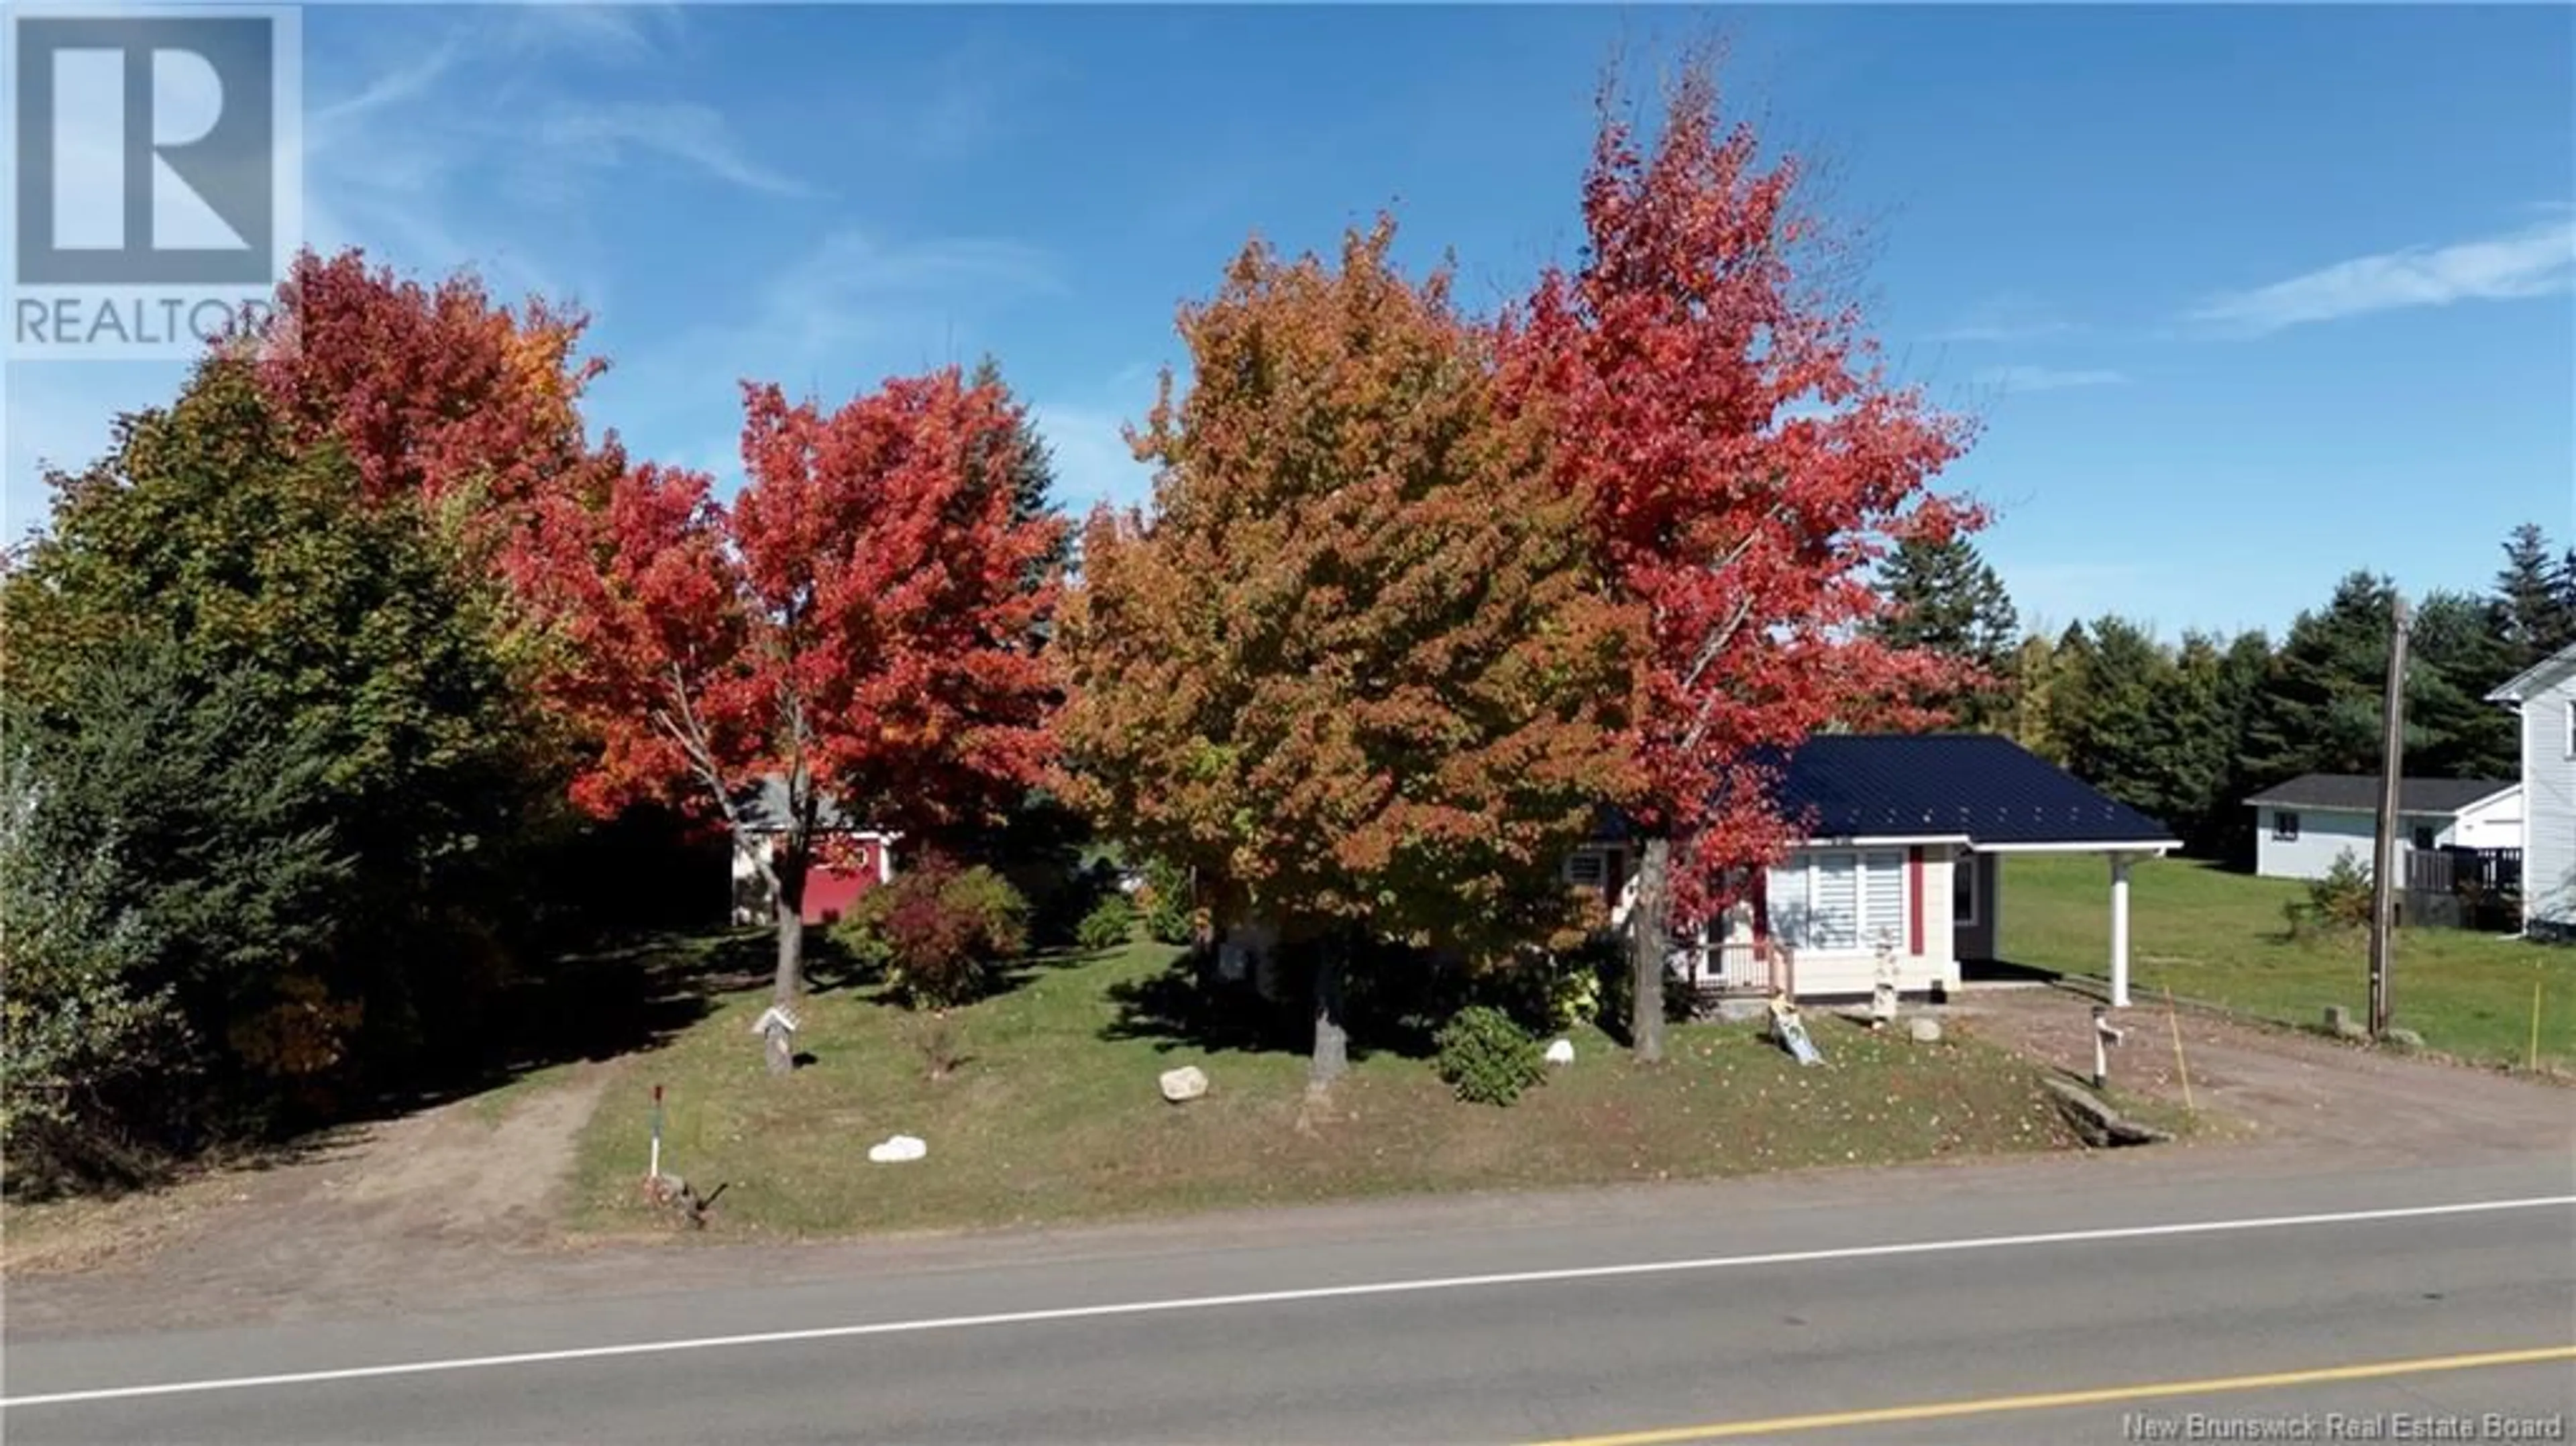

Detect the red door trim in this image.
[1907,846,1925,956]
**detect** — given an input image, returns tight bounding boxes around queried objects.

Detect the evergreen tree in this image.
[967,355,1073,588]
[1871,535,2020,728]
[2145,633,2237,850]
[2056,616,2172,822]
[2557,544,2576,654]
[2200,630,2275,866]
[2493,522,2573,666]
[2407,590,2518,780]
[2243,571,2402,784]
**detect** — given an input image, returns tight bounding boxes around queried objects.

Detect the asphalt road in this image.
[7,1153,2572,1445]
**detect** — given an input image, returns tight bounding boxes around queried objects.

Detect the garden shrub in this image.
[831,852,1029,1009]
[1138,855,1199,946]
[2298,849,2376,934]
[1076,894,1136,952]
[1433,1004,1548,1106]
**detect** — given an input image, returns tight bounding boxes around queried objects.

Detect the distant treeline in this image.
[1873,522,2565,865]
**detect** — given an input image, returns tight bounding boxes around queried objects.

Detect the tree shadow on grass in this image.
[1099,948,1436,1062]
[366,926,780,1118]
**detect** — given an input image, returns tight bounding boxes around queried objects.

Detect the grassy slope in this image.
[570,938,2080,1239]
[1999,854,2576,1070]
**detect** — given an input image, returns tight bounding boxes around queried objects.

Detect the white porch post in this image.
[2108,850,2133,1009]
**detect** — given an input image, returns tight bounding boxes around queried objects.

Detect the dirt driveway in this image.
[3,1064,620,1335]
[7,987,2569,1339]
[1942,982,2575,1159]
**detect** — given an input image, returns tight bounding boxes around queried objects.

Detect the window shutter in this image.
[1813,852,1860,950]
[1862,850,1904,950]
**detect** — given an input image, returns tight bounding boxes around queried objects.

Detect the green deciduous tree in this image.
[2,361,555,1148]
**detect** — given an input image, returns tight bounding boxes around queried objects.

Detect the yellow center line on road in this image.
[1523,1343,2576,1445]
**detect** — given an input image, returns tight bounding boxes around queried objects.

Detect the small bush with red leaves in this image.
[833,852,1029,1010]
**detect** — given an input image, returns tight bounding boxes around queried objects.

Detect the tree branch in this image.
[1672,504,1792,755]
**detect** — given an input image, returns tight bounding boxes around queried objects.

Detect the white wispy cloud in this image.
[538,103,823,199]
[1974,366,2129,393]
[604,229,1067,449]
[498,3,687,64]
[1926,296,2078,345]
[2187,213,2576,337]
[1928,319,2077,345]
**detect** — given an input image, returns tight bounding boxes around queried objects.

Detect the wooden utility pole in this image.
[2367,592,2410,1039]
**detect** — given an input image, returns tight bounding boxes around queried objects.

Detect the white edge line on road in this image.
[7,1193,2572,1410]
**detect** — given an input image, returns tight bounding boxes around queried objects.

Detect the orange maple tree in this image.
[1061,220,1639,1087]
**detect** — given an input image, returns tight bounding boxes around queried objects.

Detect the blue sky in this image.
[5,3,2571,640]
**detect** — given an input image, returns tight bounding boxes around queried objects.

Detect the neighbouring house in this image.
[2241,774,2521,883]
[1563,733,2180,1007]
[2485,643,2576,938]
[727,777,900,927]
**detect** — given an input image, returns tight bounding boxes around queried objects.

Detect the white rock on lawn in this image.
[1159,1065,1210,1103]
[1544,1038,1576,1065]
[1908,1017,1943,1044]
[867,1134,927,1163]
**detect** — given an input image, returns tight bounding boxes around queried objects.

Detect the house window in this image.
[1783,848,1909,953]
[1565,850,1607,889]
[2273,811,2300,842]
[2411,825,2435,851]
[1953,852,1979,928]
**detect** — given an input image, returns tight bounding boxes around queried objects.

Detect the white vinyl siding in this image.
[2524,669,2576,933]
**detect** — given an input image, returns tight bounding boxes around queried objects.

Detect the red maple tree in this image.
[531,369,1068,1009]
[1496,47,1982,1060]
[251,249,623,604]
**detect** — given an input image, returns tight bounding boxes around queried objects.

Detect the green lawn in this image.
[568,937,2088,1239]
[1999,854,2576,1072]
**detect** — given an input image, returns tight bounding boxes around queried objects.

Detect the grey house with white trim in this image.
[2242,774,2520,884]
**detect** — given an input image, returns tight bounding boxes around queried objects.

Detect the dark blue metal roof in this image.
[1771,733,2174,846]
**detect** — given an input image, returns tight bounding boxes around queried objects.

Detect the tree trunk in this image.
[1630,837,1670,1064]
[1309,942,1349,1091]
[772,842,810,1005]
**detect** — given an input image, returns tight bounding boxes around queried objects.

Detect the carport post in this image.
[2108,850,2133,1009]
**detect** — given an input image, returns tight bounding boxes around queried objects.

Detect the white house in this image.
[2485,643,2576,937]
[1565,733,2180,1008]
[2241,774,2521,883]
